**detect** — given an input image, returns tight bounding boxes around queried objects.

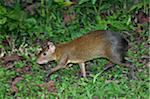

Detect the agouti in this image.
[37,30,130,78]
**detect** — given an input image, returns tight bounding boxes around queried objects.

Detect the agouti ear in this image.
[47,41,56,53]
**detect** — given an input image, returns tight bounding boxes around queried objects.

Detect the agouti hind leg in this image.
[103,62,115,72]
[108,53,137,80]
[119,61,137,80]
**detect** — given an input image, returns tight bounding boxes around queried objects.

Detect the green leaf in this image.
[126,15,131,25]
[26,18,37,25]
[24,17,37,30]
[54,0,64,3]
[63,1,74,6]
[7,22,18,30]
[98,4,111,11]
[0,17,7,25]
[79,0,89,4]
[129,3,141,12]
[45,26,52,34]
[0,45,4,48]
[0,6,6,15]
[92,0,97,4]
[8,9,27,21]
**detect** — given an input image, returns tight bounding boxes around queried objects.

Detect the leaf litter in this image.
[37,80,57,92]
[10,76,23,94]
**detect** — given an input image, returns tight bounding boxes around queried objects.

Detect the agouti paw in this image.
[44,76,50,82]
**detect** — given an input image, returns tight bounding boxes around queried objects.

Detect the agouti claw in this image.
[128,65,138,80]
[44,72,52,82]
[44,77,50,82]
[131,75,138,80]
[128,72,138,80]
[130,70,138,80]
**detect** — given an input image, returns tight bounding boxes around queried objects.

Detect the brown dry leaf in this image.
[133,10,150,24]
[16,66,31,73]
[100,12,109,19]
[75,70,90,77]
[72,0,77,3]
[138,11,149,23]
[2,53,24,63]
[25,3,37,15]
[4,0,14,6]
[0,48,5,58]
[64,13,76,23]
[11,76,23,94]
[2,36,12,47]
[2,62,14,69]
[38,80,57,92]
[139,55,149,66]
[105,80,119,84]
[93,96,99,99]
[135,27,142,33]
[1,53,24,69]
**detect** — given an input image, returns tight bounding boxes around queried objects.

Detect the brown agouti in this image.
[37,30,134,79]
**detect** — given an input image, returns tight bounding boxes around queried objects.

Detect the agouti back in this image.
[37,30,128,77]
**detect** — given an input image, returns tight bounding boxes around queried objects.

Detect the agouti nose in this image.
[36,59,48,64]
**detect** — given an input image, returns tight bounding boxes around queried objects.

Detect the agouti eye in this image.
[43,52,47,56]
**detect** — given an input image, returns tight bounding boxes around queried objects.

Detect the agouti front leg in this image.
[79,63,86,77]
[45,55,68,82]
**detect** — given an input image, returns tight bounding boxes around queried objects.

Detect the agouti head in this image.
[37,42,56,64]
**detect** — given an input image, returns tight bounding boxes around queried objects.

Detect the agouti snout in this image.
[37,30,129,77]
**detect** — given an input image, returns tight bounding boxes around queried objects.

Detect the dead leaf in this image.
[107,24,112,28]
[138,11,149,23]
[4,0,14,7]
[64,13,76,23]
[2,36,12,47]
[105,80,119,84]
[38,80,57,92]
[139,55,149,65]
[72,0,77,3]
[133,10,150,24]
[2,62,14,69]
[75,70,90,77]
[0,48,5,58]
[1,54,25,69]
[144,43,149,48]
[25,3,37,15]
[135,27,142,33]
[16,66,31,73]
[11,76,23,94]
[2,53,24,63]
[93,96,99,99]
[100,12,109,19]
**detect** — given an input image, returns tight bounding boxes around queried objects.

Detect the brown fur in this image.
[53,30,115,63]
[37,30,129,78]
